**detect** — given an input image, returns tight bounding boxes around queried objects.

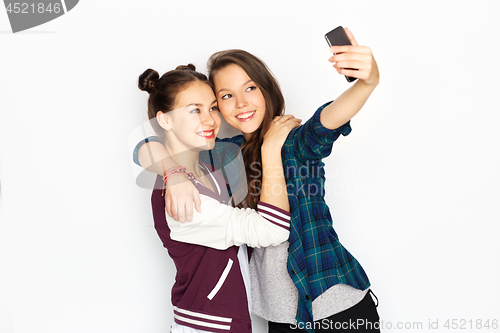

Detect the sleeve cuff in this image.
[256,201,291,231]
[132,136,163,166]
[312,101,352,137]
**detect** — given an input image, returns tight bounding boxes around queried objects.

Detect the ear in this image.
[156,111,172,131]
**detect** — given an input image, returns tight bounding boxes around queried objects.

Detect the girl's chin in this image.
[206,142,216,150]
[197,139,216,150]
[233,121,258,134]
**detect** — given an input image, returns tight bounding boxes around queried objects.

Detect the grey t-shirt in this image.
[250,242,369,323]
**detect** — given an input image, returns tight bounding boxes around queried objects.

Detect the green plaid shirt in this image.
[133,102,370,331]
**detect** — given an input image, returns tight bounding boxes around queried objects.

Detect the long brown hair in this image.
[138,64,209,142]
[208,50,285,209]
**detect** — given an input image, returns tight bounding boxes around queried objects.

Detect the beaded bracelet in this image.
[163,166,188,182]
[162,166,203,196]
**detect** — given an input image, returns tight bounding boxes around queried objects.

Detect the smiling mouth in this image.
[236,111,256,121]
[197,130,215,139]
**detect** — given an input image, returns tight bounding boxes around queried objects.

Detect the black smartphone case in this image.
[325,26,357,83]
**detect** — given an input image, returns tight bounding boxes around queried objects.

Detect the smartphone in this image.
[325,26,357,83]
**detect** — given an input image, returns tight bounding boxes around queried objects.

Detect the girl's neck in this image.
[164,143,203,177]
[163,136,214,192]
[243,132,254,141]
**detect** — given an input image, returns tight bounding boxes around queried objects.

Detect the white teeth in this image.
[198,131,213,137]
[236,111,255,119]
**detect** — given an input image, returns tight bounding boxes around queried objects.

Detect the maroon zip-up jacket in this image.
[151,163,290,333]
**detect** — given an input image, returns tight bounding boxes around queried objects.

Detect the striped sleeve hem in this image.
[257,201,291,231]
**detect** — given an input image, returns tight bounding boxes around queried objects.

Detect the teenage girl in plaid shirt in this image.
[135,28,380,332]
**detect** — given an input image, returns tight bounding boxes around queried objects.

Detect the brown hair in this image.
[138,64,209,142]
[208,50,285,209]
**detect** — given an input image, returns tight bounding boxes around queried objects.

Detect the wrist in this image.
[163,166,187,184]
[261,142,282,155]
[357,77,378,89]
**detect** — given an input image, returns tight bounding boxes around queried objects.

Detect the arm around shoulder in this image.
[167,195,290,250]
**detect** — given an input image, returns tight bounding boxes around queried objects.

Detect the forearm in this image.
[137,141,178,176]
[167,195,290,249]
[320,77,378,130]
[260,145,289,212]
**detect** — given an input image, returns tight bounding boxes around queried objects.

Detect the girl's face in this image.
[167,81,221,151]
[212,64,266,137]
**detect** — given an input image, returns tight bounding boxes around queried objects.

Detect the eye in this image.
[210,105,219,112]
[246,86,257,92]
[190,108,200,114]
[221,93,232,100]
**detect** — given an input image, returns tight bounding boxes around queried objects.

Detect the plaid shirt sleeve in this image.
[132,136,242,168]
[132,136,163,167]
[290,101,351,163]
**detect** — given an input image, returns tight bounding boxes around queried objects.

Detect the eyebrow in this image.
[217,80,254,95]
[186,99,217,107]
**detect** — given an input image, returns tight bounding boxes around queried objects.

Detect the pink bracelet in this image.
[162,167,203,196]
[163,167,188,183]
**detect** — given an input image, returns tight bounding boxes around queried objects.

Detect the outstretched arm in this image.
[320,27,379,130]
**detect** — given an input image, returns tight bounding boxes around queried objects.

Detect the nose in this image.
[199,111,215,127]
[235,94,247,109]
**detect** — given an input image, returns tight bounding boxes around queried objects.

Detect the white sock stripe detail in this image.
[257,204,290,221]
[207,259,233,300]
[173,306,232,323]
[174,314,231,330]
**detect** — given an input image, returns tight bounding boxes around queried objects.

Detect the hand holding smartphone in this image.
[325,26,357,83]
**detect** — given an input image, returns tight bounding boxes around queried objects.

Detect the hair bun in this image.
[175,64,196,71]
[138,69,160,93]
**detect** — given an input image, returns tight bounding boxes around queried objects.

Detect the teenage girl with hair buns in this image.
[138,64,301,333]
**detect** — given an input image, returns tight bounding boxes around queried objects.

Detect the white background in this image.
[1,1,499,332]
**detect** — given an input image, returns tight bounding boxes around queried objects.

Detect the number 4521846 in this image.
[444,319,498,330]
[6,3,61,14]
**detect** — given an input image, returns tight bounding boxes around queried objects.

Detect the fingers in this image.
[289,118,302,128]
[272,115,302,125]
[177,203,186,224]
[328,46,372,74]
[193,189,202,213]
[185,200,193,223]
[282,118,302,132]
[336,67,360,78]
[329,52,371,63]
[165,192,172,217]
[333,60,372,72]
[329,45,371,55]
[272,115,296,123]
[183,188,202,222]
[171,199,179,221]
[171,197,197,223]
[328,45,375,80]
[336,67,371,81]
[186,189,202,222]
[344,27,359,46]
